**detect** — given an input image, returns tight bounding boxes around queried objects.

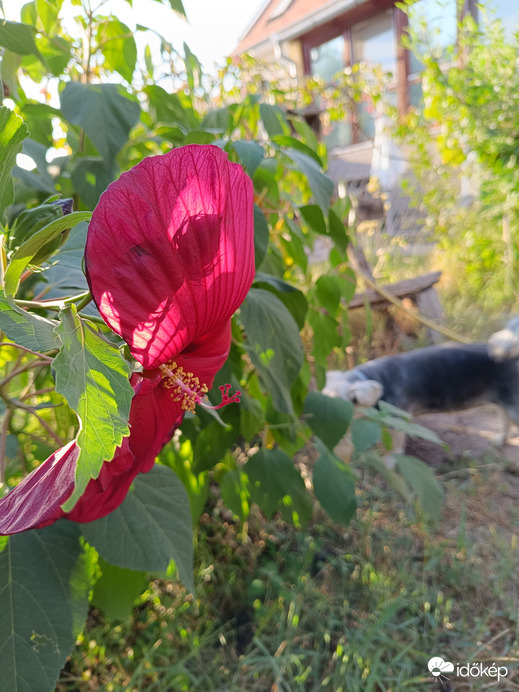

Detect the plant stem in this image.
[3,396,63,447]
[0,409,12,484]
[75,291,93,312]
[1,360,52,388]
[15,290,91,311]
[0,342,55,359]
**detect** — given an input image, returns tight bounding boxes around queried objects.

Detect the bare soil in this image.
[405,405,519,473]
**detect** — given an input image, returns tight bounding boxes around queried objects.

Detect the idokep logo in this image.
[427,656,509,683]
[428,657,454,679]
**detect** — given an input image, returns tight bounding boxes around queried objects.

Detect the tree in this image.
[395,4,519,303]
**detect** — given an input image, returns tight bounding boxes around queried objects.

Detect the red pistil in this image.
[208,384,242,410]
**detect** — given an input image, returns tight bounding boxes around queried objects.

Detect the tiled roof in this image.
[235,0,339,53]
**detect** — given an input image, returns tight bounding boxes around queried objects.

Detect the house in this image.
[235,0,515,224]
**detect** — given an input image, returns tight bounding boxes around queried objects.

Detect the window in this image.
[310,11,398,148]
[310,35,345,82]
[351,11,397,76]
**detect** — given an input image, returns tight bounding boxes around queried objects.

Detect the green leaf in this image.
[0,522,90,692]
[20,2,37,26]
[244,448,312,527]
[0,106,29,221]
[13,138,55,193]
[300,203,326,234]
[240,288,304,415]
[307,310,341,364]
[328,209,349,254]
[1,49,23,101]
[4,211,91,299]
[0,287,59,351]
[144,84,197,128]
[253,163,279,205]
[53,306,133,510]
[37,221,88,298]
[259,103,290,138]
[202,106,231,132]
[152,0,186,18]
[36,34,70,77]
[312,439,357,526]
[0,20,41,58]
[377,401,445,446]
[8,202,64,260]
[159,447,210,525]
[361,450,410,499]
[253,272,308,330]
[82,465,194,592]
[232,140,264,177]
[144,42,154,76]
[281,216,309,272]
[185,130,216,145]
[351,418,382,454]
[71,157,115,209]
[315,275,342,315]
[395,455,444,521]
[220,469,249,521]
[253,204,269,269]
[60,82,140,162]
[17,104,58,147]
[289,116,319,152]
[92,557,146,620]
[192,414,239,474]
[304,391,353,450]
[35,0,63,33]
[283,148,334,213]
[273,134,323,166]
[96,18,137,83]
[184,42,202,92]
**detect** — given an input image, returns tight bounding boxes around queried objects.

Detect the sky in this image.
[2,0,266,70]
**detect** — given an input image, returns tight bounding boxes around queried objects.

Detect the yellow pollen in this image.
[159,360,208,412]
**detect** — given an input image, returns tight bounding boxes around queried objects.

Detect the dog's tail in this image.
[488,315,519,362]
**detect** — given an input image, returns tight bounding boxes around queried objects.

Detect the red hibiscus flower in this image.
[0,145,255,535]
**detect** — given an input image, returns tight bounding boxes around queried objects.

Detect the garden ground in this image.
[57,405,519,691]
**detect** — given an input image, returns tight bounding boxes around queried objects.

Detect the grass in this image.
[352,217,519,346]
[58,454,519,692]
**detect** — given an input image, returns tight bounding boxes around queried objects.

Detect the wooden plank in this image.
[348,271,442,310]
[414,286,444,343]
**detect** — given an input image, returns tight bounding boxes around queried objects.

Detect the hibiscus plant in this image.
[0,0,441,687]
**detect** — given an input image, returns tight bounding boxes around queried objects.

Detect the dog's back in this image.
[357,343,519,415]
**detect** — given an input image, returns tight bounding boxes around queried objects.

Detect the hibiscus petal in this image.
[66,374,185,523]
[0,440,78,535]
[0,375,185,534]
[86,144,255,370]
[65,374,184,522]
[121,372,185,464]
[174,319,232,385]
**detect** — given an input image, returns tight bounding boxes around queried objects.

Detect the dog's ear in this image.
[348,380,383,407]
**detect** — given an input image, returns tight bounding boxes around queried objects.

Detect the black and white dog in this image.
[324,330,519,461]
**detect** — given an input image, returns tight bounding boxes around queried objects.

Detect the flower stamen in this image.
[160,362,241,413]
[160,361,208,412]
